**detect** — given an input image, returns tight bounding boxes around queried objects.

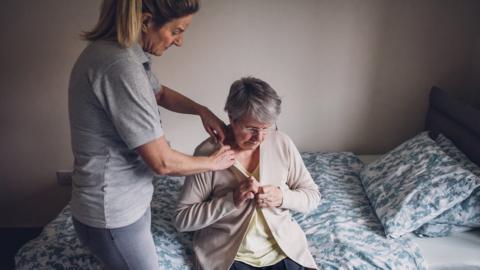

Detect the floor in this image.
[0,227,43,269]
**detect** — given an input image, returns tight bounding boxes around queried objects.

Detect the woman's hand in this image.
[208,145,235,171]
[233,177,260,207]
[256,185,283,208]
[198,106,227,143]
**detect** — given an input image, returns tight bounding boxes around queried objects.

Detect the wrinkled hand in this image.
[256,185,283,208]
[208,145,235,171]
[199,107,227,143]
[233,177,260,207]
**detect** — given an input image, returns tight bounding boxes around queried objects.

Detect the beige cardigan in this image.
[173,131,320,270]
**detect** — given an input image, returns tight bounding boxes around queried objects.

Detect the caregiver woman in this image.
[68,0,234,269]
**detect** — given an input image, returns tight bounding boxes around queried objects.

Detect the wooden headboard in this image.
[426,86,480,166]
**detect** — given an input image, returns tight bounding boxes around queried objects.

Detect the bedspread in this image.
[15,152,426,269]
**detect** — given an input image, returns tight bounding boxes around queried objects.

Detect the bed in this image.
[15,87,480,269]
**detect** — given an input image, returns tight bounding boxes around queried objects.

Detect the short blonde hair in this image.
[82,0,200,48]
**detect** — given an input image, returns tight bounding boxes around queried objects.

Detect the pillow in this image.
[414,134,480,237]
[359,132,480,238]
[435,134,480,175]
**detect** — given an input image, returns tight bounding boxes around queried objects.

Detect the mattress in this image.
[358,154,480,270]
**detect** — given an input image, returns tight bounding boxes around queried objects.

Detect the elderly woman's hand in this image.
[256,185,283,208]
[233,177,260,207]
[198,106,227,143]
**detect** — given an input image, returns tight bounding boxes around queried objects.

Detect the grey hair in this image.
[224,77,282,123]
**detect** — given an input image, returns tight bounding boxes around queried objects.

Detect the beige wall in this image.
[471,36,480,107]
[1,0,479,227]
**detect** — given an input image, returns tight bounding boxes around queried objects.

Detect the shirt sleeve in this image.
[144,62,162,95]
[93,58,163,149]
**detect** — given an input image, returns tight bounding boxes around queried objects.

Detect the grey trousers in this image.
[73,209,160,270]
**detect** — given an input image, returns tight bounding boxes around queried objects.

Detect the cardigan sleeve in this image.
[173,173,237,232]
[172,143,237,232]
[280,135,321,213]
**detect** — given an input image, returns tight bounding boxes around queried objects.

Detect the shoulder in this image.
[193,137,219,157]
[264,131,302,163]
[267,130,295,149]
[75,41,144,78]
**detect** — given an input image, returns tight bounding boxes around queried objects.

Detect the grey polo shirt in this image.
[68,40,163,228]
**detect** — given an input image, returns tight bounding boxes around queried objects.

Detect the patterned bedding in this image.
[15,152,426,269]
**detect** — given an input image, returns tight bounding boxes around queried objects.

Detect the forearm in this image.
[160,148,213,176]
[156,86,205,115]
[173,192,237,232]
[283,136,321,212]
[280,186,321,213]
[137,137,212,176]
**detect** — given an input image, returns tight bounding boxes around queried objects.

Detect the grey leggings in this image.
[73,209,159,270]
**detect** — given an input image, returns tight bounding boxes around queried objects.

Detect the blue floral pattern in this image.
[414,134,480,237]
[360,132,480,238]
[16,152,426,269]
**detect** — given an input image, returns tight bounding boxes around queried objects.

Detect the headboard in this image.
[426,86,480,166]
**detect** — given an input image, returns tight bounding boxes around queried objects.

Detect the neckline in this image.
[233,159,259,177]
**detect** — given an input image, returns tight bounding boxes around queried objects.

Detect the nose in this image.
[174,35,184,47]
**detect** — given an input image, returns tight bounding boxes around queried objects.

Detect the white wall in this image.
[1,0,479,226]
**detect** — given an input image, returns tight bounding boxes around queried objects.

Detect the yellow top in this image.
[234,162,287,267]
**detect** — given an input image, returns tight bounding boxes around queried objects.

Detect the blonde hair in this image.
[83,0,200,48]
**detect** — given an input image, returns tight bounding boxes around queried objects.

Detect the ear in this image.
[141,12,153,32]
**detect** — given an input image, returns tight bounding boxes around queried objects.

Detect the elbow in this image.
[152,159,173,176]
[172,211,189,232]
[173,221,187,233]
[172,213,183,232]
[310,192,322,212]
[153,165,170,176]
[309,190,321,210]
[301,190,322,213]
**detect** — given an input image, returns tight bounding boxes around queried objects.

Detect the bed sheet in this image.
[16,152,426,269]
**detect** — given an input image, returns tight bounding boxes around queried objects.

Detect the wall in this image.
[1,0,479,227]
[470,36,480,108]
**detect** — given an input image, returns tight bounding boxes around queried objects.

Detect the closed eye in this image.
[173,28,184,35]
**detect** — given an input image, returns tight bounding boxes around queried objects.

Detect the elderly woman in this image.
[173,77,321,270]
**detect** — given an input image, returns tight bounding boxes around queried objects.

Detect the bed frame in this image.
[426,86,480,166]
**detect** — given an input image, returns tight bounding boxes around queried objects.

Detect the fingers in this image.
[246,177,259,193]
[213,127,226,144]
[210,127,226,145]
[200,108,227,144]
[239,180,258,195]
[234,189,255,207]
[256,193,269,200]
[238,191,254,206]
[256,198,270,208]
[217,145,235,161]
[217,145,232,154]
[255,185,282,208]
[234,178,260,207]
[207,127,216,142]
[210,145,235,171]
[256,195,272,208]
